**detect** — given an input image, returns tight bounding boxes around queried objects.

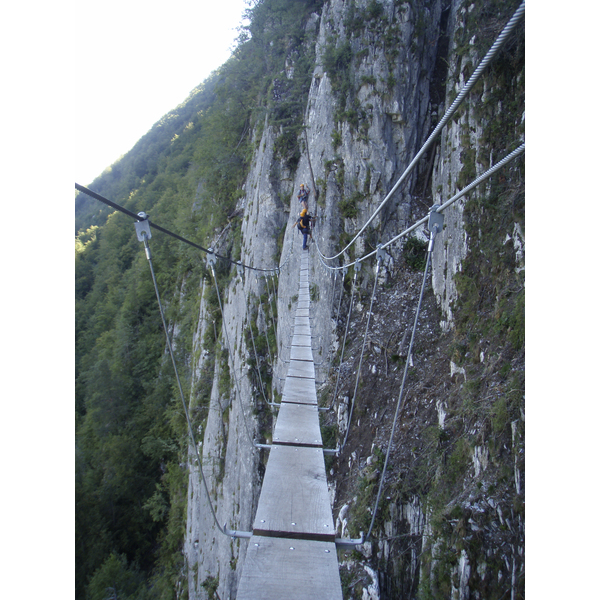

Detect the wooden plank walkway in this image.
[236,250,343,599]
[236,537,341,600]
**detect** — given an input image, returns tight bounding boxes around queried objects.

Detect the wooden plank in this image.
[289,346,313,361]
[293,324,311,337]
[294,316,310,327]
[282,377,317,405]
[236,536,342,600]
[253,445,335,540]
[291,334,312,347]
[287,359,315,380]
[295,308,310,317]
[297,301,310,310]
[272,402,322,446]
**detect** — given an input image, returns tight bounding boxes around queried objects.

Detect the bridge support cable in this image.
[318,268,340,384]
[328,263,360,411]
[261,274,277,365]
[267,272,278,365]
[255,276,274,368]
[206,251,259,450]
[246,317,270,409]
[341,247,385,451]
[75,183,279,274]
[316,0,525,263]
[334,267,347,327]
[318,143,525,274]
[268,271,279,326]
[365,207,444,543]
[238,265,270,408]
[133,218,251,539]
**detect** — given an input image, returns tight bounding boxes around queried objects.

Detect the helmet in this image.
[300,184,304,188]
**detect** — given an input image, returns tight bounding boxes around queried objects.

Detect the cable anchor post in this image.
[427,204,444,252]
[206,247,217,277]
[134,212,152,259]
[375,243,385,273]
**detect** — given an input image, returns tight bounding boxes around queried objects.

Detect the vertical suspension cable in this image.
[329,267,359,410]
[138,232,229,537]
[247,312,270,407]
[208,261,257,447]
[341,255,383,451]
[262,274,276,365]
[323,269,339,381]
[268,272,278,322]
[365,232,436,541]
[335,269,346,328]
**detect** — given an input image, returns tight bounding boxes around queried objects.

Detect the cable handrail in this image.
[315,143,524,272]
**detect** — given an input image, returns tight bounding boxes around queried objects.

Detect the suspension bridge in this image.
[74,2,525,595]
[236,250,343,598]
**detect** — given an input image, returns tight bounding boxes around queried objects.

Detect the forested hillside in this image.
[76,1,525,599]
[76,2,326,598]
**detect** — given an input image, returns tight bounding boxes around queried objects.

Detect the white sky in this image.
[72,0,249,186]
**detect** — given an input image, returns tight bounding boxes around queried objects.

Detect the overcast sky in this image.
[72,0,249,186]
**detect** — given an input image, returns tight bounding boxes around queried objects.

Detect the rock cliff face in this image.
[184,1,524,598]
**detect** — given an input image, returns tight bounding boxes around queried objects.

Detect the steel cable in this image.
[208,264,258,448]
[139,233,229,537]
[365,232,435,541]
[317,143,525,273]
[76,182,289,274]
[247,315,270,408]
[328,268,359,410]
[341,256,382,451]
[261,275,276,365]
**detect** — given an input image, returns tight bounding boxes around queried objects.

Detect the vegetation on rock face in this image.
[318,1,525,598]
[76,0,524,598]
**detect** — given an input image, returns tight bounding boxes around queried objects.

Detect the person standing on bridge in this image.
[297,208,315,250]
[297,183,310,210]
